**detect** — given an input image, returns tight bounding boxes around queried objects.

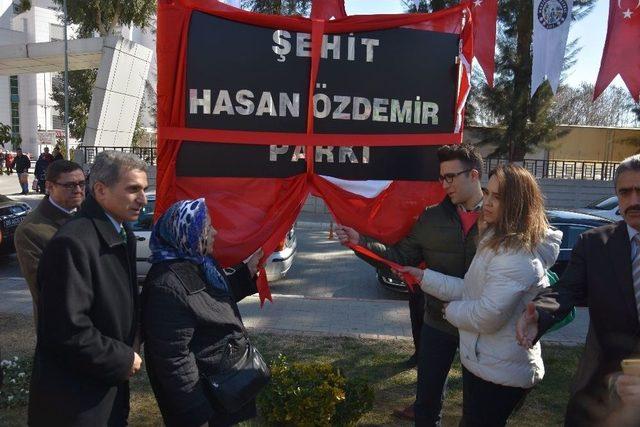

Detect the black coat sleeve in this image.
[37,236,134,385]
[534,233,589,340]
[224,262,257,303]
[142,284,213,427]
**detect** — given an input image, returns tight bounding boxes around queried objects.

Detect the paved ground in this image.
[0,261,590,346]
[0,173,587,346]
[0,235,588,346]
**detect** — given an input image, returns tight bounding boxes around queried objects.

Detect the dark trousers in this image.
[408,290,425,355]
[414,323,459,427]
[459,367,529,427]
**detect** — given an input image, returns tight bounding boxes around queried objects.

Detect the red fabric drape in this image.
[156,0,473,303]
[311,0,347,20]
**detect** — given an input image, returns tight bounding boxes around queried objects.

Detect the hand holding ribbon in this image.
[345,243,423,292]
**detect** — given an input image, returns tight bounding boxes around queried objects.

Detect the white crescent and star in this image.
[617,0,640,9]
[618,0,640,18]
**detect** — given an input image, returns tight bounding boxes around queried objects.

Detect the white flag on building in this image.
[531,0,573,97]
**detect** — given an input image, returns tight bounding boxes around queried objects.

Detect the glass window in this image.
[588,196,618,210]
[130,199,156,231]
[9,76,18,96]
[10,99,19,134]
[553,224,592,249]
[52,114,63,130]
[50,24,64,42]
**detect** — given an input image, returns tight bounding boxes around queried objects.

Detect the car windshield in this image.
[587,196,618,210]
[130,199,155,231]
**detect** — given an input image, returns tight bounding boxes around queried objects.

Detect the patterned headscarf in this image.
[149,198,228,291]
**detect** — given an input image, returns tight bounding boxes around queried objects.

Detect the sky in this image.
[344,0,614,89]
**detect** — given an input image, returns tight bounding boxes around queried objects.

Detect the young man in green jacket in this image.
[336,144,484,426]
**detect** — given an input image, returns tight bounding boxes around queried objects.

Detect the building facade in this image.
[0,0,74,155]
[0,0,156,156]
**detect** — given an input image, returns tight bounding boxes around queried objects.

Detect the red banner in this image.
[594,0,640,101]
[157,0,472,303]
[466,0,497,87]
[311,0,347,20]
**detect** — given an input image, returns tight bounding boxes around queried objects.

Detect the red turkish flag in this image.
[311,0,346,20]
[594,0,640,101]
[467,0,497,87]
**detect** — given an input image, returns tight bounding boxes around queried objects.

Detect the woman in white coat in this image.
[398,164,562,426]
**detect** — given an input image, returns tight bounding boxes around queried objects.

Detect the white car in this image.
[574,196,622,222]
[131,193,297,282]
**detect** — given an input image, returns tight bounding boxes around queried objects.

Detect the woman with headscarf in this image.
[142,198,263,427]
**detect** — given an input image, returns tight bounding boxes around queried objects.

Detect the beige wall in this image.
[463,125,640,162]
[547,126,640,162]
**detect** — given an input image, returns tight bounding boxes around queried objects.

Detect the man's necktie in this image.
[119,227,127,244]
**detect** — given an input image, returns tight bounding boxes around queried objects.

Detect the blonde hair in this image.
[482,164,548,252]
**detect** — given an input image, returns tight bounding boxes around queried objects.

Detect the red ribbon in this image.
[346,243,420,292]
[257,266,272,307]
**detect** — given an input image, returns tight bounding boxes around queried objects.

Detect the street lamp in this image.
[63,0,70,159]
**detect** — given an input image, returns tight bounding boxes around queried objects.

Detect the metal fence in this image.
[75,146,157,166]
[73,148,619,181]
[483,158,619,181]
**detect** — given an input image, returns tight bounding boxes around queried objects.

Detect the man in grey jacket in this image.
[336,144,484,426]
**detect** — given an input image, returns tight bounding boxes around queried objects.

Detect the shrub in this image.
[0,356,31,409]
[258,354,374,426]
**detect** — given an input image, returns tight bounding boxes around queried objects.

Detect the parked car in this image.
[546,209,614,275]
[574,195,621,222]
[377,209,613,292]
[0,195,31,254]
[131,193,297,282]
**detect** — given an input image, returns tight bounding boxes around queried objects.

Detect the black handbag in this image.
[201,335,270,414]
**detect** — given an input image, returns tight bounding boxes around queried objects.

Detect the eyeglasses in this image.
[54,181,86,190]
[438,169,472,184]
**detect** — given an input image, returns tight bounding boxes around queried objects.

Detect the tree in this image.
[51,0,156,37]
[50,69,97,140]
[55,134,68,159]
[551,83,637,127]
[633,104,640,124]
[13,0,31,14]
[242,0,311,16]
[0,123,11,148]
[404,1,595,160]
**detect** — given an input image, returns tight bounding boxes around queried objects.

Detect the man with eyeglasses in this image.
[15,160,85,325]
[335,144,484,426]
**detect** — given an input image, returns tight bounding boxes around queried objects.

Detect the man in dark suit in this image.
[28,151,149,426]
[517,154,640,426]
[15,160,85,325]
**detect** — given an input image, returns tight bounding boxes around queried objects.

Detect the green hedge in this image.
[258,355,374,426]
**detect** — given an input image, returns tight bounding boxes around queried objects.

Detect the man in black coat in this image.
[517,154,640,426]
[28,151,149,427]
